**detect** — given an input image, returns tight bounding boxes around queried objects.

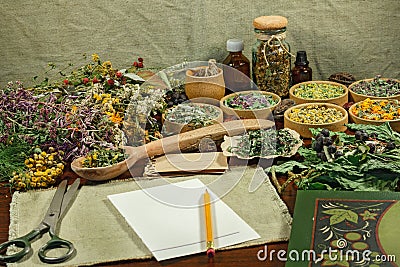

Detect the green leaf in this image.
[269,122,400,191]
[308,182,330,190]
[323,209,358,225]
[309,128,321,137]
[360,159,400,174]
[381,148,400,158]
[347,122,400,145]
[297,147,320,164]
[310,128,356,145]
[266,160,308,174]
[313,160,362,178]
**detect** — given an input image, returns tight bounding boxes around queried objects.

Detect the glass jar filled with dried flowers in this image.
[252,15,293,97]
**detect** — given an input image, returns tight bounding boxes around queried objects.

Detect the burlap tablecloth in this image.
[8,166,292,266]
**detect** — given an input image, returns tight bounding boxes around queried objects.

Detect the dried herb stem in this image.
[269,166,282,193]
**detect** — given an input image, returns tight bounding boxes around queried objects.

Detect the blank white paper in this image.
[107,179,260,261]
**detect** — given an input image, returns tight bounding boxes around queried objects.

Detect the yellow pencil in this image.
[204,189,215,258]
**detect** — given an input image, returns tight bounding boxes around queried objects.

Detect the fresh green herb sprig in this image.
[347,122,400,145]
[0,137,31,182]
[266,123,400,191]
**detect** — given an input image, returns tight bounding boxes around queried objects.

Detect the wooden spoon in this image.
[70,119,274,181]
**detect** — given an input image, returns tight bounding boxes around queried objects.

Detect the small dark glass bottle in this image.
[223,39,251,93]
[291,51,312,85]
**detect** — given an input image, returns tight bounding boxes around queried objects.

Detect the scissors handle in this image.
[0,229,42,263]
[38,235,75,264]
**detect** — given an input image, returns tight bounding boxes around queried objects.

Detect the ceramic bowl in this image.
[348,78,400,103]
[348,100,400,132]
[220,90,281,119]
[289,80,348,106]
[162,103,223,134]
[284,103,348,138]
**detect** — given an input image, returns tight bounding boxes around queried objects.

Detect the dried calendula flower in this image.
[351,98,400,121]
[287,104,344,124]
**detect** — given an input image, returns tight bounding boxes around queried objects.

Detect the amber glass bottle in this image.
[223,39,251,93]
[291,51,312,85]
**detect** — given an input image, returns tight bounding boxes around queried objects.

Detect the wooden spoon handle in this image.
[71,119,275,181]
[137,119,274,159]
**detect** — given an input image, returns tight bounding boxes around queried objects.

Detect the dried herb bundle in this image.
[0,137,31,182]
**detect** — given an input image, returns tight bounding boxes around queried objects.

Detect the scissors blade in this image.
[42,180,68,228]
[59,178,80,216]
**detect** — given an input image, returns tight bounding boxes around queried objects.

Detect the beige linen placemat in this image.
[8,166,292,266]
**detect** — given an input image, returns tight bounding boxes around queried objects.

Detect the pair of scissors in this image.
[0,178,80,264]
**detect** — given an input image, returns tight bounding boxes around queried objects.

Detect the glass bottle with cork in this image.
[291,51,312,85]
[252,15,293,97]
[223,39,251,93]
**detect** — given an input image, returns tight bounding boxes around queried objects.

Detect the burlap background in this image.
[0,0,399,87]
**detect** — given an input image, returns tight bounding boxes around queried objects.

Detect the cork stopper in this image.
[253,16,288,30]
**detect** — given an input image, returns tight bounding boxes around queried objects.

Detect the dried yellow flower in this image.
[92,53,100,62]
